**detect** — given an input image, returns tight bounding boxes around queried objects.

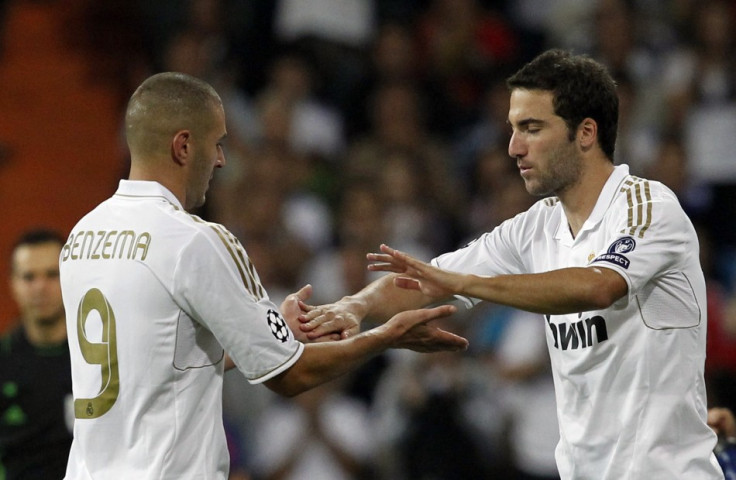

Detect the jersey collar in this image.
[115,180,184,210]
[553,164,630,242]
[581,164,630,231]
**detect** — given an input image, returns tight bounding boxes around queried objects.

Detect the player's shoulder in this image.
[180,214,243,256]
[137,201,245,264]
[613,173,684,217]
[521,195,561,222]
[488,195,560,241]
[616,174,678,203]
[613,174,689,238]
[142,202,234,245]
[539,196,561,208]
[185,213,232,240]
[490,196,561,230]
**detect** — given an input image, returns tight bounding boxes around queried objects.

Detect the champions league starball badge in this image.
[266,309,290,343]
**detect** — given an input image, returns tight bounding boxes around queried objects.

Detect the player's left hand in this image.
[297,300,362,341]
[282,284,341,343]
[367,244,461,301]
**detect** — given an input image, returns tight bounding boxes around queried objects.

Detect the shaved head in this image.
[125,72,223,159]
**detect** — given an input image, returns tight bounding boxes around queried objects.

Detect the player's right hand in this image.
[378,304,468,353]
[298,300,363,341]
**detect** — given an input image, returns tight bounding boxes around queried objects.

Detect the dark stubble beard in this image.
[525,138,583,198]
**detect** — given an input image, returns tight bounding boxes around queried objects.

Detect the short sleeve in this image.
[432,212,530,306]
[173,225,303,383]
[589,187,694,300]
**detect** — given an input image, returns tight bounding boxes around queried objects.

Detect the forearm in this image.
[341,274,433,323]
[264,330,388,397]
[459,267,627,314]
[267,301,463,395]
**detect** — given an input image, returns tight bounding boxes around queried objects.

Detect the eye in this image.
[522,123,545,135]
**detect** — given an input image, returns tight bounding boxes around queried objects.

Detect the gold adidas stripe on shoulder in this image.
[192,217,265,300]
[544,197,560,207]
[217,224,266,299]
[619,176,652,239]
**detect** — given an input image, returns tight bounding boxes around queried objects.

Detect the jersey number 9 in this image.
[74,288,120,419]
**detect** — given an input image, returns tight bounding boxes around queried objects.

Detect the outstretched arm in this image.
[298,270,436,340]
[265,304,468,397]
[368,244,628,315]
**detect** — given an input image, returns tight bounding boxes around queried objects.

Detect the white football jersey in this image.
[433,165,723,479]
[60,180,304,479]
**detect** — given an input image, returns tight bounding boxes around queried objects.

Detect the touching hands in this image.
[281,284,340,343]
[289,245,470,353]
[297,299,363,341]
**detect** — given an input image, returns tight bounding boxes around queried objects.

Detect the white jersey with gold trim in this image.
[433,165,723,479]
[60,180,304,479]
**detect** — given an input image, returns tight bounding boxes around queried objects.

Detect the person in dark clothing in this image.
[0,229,72,480]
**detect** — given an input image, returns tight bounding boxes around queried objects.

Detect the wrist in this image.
[338,294,368,322]
[457,273,477,297]
[348,326,389,357]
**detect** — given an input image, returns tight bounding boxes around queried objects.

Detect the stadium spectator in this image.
[0,229,72,480]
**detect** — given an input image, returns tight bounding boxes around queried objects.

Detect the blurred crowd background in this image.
[1,0,736,478]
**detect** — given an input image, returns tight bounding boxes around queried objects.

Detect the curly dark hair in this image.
[506,49,619,161]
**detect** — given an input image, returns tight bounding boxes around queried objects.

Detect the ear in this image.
[578,118,597,152]
[171,130,191,166]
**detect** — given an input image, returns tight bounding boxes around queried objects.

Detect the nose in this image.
[30,275,53,295]
[216,145,226,168]
[508,130,525,159]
